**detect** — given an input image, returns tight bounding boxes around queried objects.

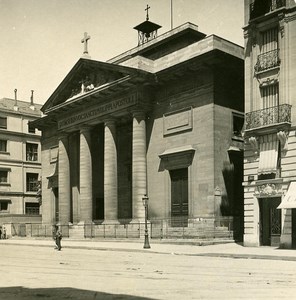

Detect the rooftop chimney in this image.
[30,90,35,110]
[14,89,19,111]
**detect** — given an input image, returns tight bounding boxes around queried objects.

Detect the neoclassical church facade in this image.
[33,18,244,238]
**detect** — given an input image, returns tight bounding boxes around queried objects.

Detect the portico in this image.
[57,110,149,225]
[38,60,153,225]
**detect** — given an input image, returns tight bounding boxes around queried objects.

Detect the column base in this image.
[102,219,120,225]
[130,219,146,224]
[56,222,73,226]
[77,221,94,225]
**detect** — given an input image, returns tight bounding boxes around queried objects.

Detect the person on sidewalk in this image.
[2,226,6,239]
[53,225,62,251]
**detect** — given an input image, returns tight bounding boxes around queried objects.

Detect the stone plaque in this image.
[163,107,192,136]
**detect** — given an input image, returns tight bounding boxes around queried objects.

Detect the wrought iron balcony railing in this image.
[250,0,286,19]
[254,49,280,73]
[245,104,291,130]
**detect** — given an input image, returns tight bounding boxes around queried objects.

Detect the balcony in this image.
[254,49,280,73]
[245,104,291,130]
[250,0,286,20]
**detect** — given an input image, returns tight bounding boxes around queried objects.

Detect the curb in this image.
[2,240,296,261]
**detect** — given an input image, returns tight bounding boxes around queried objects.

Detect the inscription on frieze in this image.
[58,94,137,130]
[163,107,192,136]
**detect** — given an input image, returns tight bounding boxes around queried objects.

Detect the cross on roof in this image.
[81,32,90,55]
[145,4,150,21]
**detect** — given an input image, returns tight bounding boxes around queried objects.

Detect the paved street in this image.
[1,243,296,300]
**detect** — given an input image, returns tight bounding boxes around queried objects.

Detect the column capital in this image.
[131,110,146,120]
[104,117,117,127]
[58,131,69,140]
[79,125,92,134]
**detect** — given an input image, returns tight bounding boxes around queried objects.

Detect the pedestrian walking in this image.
[53,225,62,251]
[2,226,6,239]
[0,226,2,240]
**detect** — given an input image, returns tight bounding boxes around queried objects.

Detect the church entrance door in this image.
[170,168,188,227]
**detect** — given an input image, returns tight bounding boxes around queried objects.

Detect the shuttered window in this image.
[261,27,278,53]
[261,84,279,109]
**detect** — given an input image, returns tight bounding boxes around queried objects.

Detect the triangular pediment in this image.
[42,58,151,113]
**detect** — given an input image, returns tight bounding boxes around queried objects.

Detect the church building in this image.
[33,13,244,239]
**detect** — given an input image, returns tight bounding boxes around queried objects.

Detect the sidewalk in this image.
[2,237,296,261]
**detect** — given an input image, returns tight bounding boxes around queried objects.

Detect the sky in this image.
[0,0,245,105]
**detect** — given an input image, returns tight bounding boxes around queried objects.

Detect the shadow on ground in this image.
[0,286,157,300]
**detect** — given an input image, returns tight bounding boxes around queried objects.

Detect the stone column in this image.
[104,119,118,223]
[132,111,147,221]
[58,134,71,225]
[79,126,93,224]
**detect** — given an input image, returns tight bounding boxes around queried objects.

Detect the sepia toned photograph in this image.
[0,0,296,299]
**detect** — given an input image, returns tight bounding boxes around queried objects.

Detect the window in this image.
[28,122,35,134]
[233,113,244,137]
[261,27,278,53]
[255,27,280,72]
[250,0,286,19]
[26,173,39,192]
[26,143,38,161]
[261,83,279,109]
[0,140,7,152]
[0,171,8,183]
[0,201,9,212]
[0,117,7,129]
[25,202,39,215]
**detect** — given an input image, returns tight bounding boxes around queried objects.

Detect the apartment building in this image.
[243,0,296,248]
[0,94,42,225]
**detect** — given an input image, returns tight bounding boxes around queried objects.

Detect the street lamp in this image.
[142,194,151,249]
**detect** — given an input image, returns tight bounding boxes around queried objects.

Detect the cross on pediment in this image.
[145,4,150,21]
[81,32,90,55]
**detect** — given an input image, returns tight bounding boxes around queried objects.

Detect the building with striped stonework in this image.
[0,92,42,227]
[32,19,244,240]
[243,0,296,248]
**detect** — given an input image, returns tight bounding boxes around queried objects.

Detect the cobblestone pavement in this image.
[1,241,296,299]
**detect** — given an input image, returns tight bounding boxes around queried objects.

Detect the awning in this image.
[258,138,278,175]
[278,182,296,209]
